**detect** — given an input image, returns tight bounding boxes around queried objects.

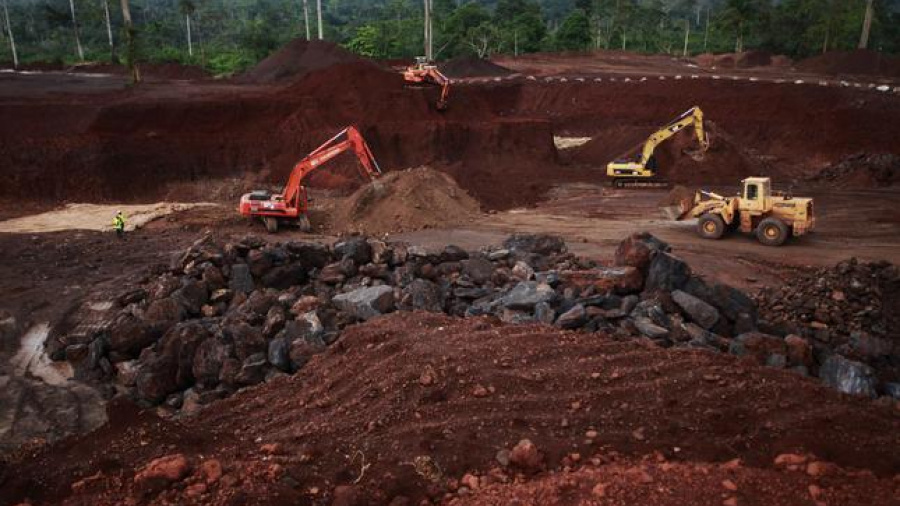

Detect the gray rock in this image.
[556,304,587,329]
[440,245,469,262]
[644,252,691,292]
[672,290,720,329]
[501,281,555,310]
[460,257,494,284]
[229,264,255,294]
[192,337,229,386]
[236,352,268,385]
[299,311,324,339]
[633,317,669,339]
[402,279,444,311]
[453,286,491,299]
[534,302,555,324]
[262,306,287,338]
[488,249,510,261]
[333,285,395,320]
[819,354,877,398]
[503,234,566,256]
[268,337,292,372]
[334,237,373,265]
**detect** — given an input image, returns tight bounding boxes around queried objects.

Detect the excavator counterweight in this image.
[606,106,710,189]
[238,126,382,233]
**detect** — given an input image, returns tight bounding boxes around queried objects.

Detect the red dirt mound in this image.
[2,312,898,505]
[239,38,376,83]
[797,49,900,77]
[694,51,773,69]
[330,166,481,235]
[460,455,899,506]
[656,125,773,184]
[439,57,514,78]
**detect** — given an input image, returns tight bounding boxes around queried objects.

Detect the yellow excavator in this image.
[606,106,710,188]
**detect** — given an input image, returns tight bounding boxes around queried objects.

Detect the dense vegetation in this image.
[1,0,898,75]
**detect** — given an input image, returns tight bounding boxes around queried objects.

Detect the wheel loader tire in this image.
[756,217,789,246]
[298,215,311,233]
[697,214,726,240]
[263,217,278,233]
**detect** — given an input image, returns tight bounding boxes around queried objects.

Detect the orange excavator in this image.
[403,57,450,111]
[239,126,382,233]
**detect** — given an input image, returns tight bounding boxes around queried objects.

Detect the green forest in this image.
[1,0,898,75]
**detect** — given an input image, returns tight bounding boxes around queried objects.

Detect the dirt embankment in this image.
[439,57,514,78]
[2,312,898,505]
[3,40,900,211]
[797,49,900,78]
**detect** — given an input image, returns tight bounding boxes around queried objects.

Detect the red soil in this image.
[2,43,900,215]
[238,38,376,83]
[797,49,900,77]
[440,57,514,78]
[2,313,897,505]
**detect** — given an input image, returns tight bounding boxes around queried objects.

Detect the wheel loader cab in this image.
[740,177,771,214]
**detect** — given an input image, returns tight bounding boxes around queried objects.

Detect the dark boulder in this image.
[644,252,691,292]
[334,237,373,265]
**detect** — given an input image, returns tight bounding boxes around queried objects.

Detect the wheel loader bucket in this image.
[659,205,686,221]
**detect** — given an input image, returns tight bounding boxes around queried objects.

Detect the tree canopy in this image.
[0,0,898,74]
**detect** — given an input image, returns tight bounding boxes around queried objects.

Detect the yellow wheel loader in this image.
[606,106,710,188]
[663,177,815,246]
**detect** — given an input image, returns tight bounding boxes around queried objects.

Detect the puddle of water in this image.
[9,323,73,386]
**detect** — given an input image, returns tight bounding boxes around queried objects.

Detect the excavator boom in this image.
[607,106,710,188]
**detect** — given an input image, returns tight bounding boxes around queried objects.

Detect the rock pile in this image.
[755,258,899,397]
[52,232,898,413]
[808,152,899,187]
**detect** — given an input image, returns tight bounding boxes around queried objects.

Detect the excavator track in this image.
[612,178,671,189]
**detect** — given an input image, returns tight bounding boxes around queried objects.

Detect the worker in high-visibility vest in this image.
[113,211,126,239]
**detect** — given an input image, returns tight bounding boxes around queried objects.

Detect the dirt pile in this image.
[4,308,900,505]
[239,39,376,83]
[797,49,900,77]
[458,453,899,506]
[808,152,900,187]
[754,258,900,393]
[439,57,514,78]
[331,167,481,234]
[656,126,772,184]
[694,51,776,69]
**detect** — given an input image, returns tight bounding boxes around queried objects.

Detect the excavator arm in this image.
[281,126,382,210]
[636,106,709,166]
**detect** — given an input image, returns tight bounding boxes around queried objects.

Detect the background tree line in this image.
[1,0,898,75]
